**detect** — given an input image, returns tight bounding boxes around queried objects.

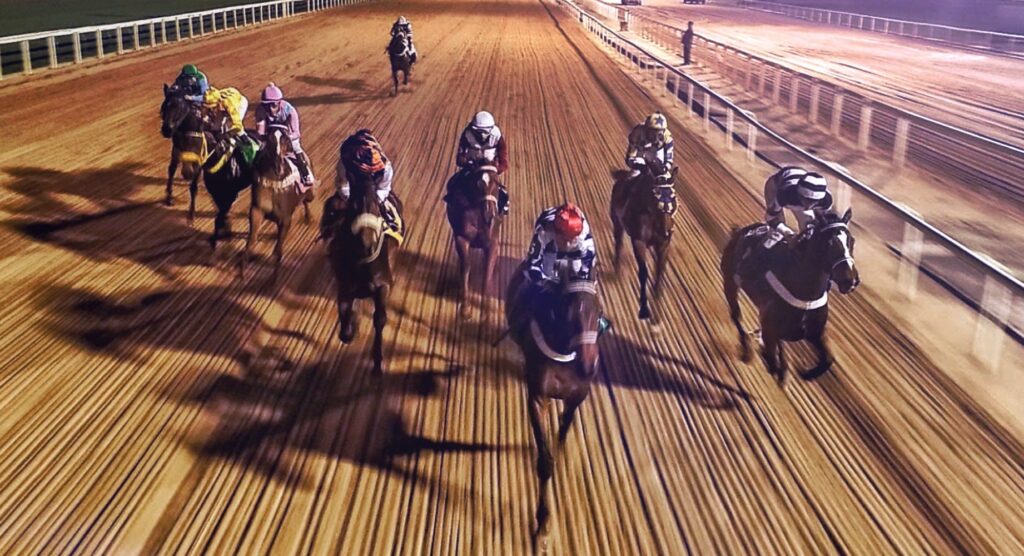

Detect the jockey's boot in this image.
[762,222,792,250]
[498,186,510,215]
[296,154,315,185]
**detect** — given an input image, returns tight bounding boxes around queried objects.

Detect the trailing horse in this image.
[445,165,503,318]
[720,209,860,384]
[504,264,602,552]
[160,86,205,216]
[323,174,404,374]
[610,166,678,321]
[387,31,414,96]
[245,124,314,281]
[200,113,258,257]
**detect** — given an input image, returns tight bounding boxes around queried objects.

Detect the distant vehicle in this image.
[622,0,642,5]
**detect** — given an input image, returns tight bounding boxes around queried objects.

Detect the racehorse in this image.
[387,31,414,96]
[610,166,678,321]
[200,112,256,257]
[160,86,205,215]
[323,173,403,374]
[720,209,859,384]
[504,264,602,552]
[445,165,503,318]
[245,124,314,281]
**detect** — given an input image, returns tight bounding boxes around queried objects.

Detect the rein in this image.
[351,213,387,264]
[530,280,600,363]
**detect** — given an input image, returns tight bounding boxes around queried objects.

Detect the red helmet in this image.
[553,203,584,239]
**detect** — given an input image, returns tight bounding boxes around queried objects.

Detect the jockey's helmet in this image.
[553,203,584,240]
[353,143,386,175]
[644,112,668,131]
[471,111,496,140]
[397,16,409,25]
[261,83,284,105]
[181,64,201,77]
[795,173,828,203]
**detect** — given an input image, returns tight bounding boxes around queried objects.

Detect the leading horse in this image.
[445,165,503,318]
[387,31,414,96]
[505,264,603,552]
[160,86,205,216]
[323,175,403,374]
[720,209,860,384]
[199,113,257,256]
[610,166,678,321]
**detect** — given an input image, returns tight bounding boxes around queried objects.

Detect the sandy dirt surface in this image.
[638,0,1024,148]
[2,0,1024,553]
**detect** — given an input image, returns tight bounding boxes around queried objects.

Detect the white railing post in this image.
[830,93,845,136]
[133,23,140,48]
[771,68,782,105]
[789,77,799,113]
[703,92,711,132]
[47,36,58,68]
[893,117,910,168]
[117,27,125,53]
[808,83,820,124]
[96,30,104,57]
[687,82,695,116]
[758,63,768,96]
[148,22,155,46]
[73,32,82,62]
[897,221,923,299]
[973,276,1014,371]
[747,125,758,164]
[21,40,33,74]
[188,17,194,38]
[857,104,873,150]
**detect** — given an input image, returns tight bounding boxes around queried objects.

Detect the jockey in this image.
[334,129,400,231]
[762,166,833,247]
[173,64,209,103]
[254,83,315,185]
[509,203,611,332]
[202,86,249,163]
[450,111,510,214]
[626,112,674,185]
[390,16,417,62]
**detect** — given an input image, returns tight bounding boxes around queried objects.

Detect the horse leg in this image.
[761,323,786,385]
[337,295,357,344]
[528,392,553,552]
[166,149,179,206]
[611,213,624,272]
[806,330,834,379]
[391,70,398,97]
[243,204,263,278]
[373,286,389,374]
[724,275,750,362]
[272,218,289,284]
[632,240,651,320]
[302,190,313,225]
[558,392,587,444]
[454,236,472,319]
[187,175,199,227]
[483,241,499,315]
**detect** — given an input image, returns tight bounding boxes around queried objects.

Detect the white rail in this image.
[563,0,1023,367]
[625,11,1024,204]
[739,0,1024,55]
[0,0,366,81]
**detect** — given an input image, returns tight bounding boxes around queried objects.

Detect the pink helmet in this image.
[261,82,284,104]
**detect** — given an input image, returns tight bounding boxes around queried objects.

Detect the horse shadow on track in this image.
[2,164,236,276]
[175,356,510,505]
[395,248,520,304]
[290,75,389,107]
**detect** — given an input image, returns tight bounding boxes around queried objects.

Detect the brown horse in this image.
[160,86,204,217]
[245,124,314,281]
[323,175,403,373]
[387,31,414,96]
[610,167,678,321]
[445,165,503,318]
[720,209,860,384]
[505,265,602,552]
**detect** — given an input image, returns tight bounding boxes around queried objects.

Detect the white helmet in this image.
[397,16,409,25]
[471,111,496,132]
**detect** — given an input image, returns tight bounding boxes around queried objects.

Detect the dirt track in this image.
[2,0,1024,553]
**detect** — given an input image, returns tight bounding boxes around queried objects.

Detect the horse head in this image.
[554,279,601,377]
[347,173,387,264]
[806,208,859,294]
[470,166,502,224]
[389,32,410,56]
[262,125,292,179]
[160,85,200,139]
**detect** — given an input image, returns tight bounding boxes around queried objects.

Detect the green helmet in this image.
[181,64,200,77]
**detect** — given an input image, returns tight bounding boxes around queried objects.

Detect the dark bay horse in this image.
[610,167,678,321]
[387,32,414,96]
[200,113,256,256]
[323,176,403,374]
[245,125,314,281]
[720,209,860,384]
[445,165,503,318]
[160,86,205,214]
[504,265,602,552]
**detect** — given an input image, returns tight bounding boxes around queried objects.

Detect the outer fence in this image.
[564,0,1023,368]
[0,0,363,81]
[739,0,1024,55]
[624,11,1024,205]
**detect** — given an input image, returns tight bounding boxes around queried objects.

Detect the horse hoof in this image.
[532,531,550,554]
[638,307,651,320]
[740,347,752,363]
[339,326,356,344]
[164,196,174,207]
[458,303,472,320]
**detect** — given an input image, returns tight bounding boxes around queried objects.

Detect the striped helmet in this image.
[795,173,828,200]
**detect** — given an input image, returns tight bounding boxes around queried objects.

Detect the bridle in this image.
[530,280,599,363]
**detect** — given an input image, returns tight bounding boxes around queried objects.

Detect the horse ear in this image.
[163,83,169,95]
[842,207,852,223]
